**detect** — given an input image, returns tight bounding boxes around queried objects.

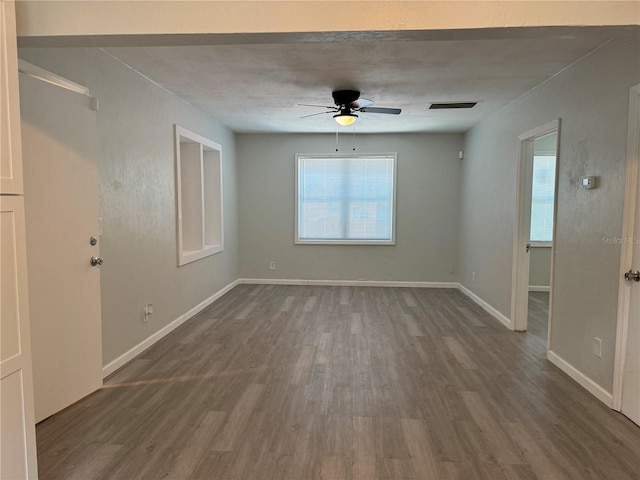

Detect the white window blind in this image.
[296,154,396,244]
[530,155,556,243]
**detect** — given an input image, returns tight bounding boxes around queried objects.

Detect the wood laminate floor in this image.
[527,291,550,351]
[36,286,640,479]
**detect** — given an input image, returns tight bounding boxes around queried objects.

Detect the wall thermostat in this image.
[581,176,597,189]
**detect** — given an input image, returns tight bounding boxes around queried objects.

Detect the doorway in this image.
[511,120,559,343]
[613,84,640,426]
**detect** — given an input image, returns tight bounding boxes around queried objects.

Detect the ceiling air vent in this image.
[429,102,477,110]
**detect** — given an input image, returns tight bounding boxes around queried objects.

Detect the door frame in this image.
[511,119,560,334]
[612,84,640,411]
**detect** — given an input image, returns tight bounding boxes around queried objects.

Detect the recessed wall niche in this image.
[174,125,223,266]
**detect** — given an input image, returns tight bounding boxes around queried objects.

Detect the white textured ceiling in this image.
[105,29,616,133]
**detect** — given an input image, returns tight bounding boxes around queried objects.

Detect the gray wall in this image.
[19,48,239,366]
[458,37,640,392]
[237,133,462,282]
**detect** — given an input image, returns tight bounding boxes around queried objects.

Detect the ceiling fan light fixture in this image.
[334,112,358,126]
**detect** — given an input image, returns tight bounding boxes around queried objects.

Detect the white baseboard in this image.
[547,350,612,407]
[457,284,513,330]
[238,278,458,288]
[102,279,240,378]
[529,285,551,292]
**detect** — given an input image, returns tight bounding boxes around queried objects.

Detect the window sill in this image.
[295,239,396,246]
[179,244,223,266]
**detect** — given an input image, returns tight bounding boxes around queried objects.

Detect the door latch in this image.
[624,270,640,282]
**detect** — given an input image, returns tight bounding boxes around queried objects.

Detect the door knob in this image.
[624,270,640,282]
[90,256,104,267]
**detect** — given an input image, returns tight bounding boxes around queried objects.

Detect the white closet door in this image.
[0,197,38,479]
[0,0,24,194]
[0,1,38,478]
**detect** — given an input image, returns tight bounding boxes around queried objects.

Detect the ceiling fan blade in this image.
[360,107,401,115]
[298,103,335,109]
[300,111,334,119]
[351,97,373,108]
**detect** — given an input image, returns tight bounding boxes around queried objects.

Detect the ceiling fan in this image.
[299,90,401,126]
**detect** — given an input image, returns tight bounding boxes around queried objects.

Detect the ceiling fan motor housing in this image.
[332,90,360,106]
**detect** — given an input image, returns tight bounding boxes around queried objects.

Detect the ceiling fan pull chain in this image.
[336,127,339,152]
[352,123,357,151]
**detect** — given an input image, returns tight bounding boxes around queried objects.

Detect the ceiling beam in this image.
[16,1,640,46]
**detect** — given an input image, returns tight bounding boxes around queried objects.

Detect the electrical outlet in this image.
[269,261,276,270]
[594,337,602,358]
[143,304,153,323]
[448,265,455,274]
[472,271,476,282]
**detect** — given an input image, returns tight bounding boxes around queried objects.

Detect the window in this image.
[530,154,556,243]
[295,154,396,244]
[175,126,223,266]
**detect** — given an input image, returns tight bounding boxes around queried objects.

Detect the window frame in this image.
[294,153,398,245]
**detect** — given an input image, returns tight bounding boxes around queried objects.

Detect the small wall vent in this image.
[429,102,477,110]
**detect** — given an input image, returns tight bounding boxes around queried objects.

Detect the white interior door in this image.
[622,188,640,425]
[620,86,640,426]
[20,73,103,423]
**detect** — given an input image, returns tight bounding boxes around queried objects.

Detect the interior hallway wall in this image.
[458,36,640,393]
